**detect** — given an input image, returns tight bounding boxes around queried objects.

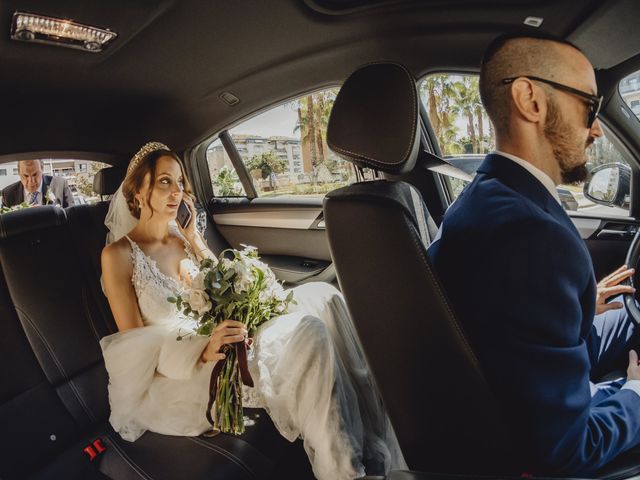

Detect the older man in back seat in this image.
[1,159,74,207]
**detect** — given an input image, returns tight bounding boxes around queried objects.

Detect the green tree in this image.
[75,162,109,198]
[213,166,243,196]
[292,89,338,183]
[451,77,485,153]
[421,75,462,154]
[246,151,288,179]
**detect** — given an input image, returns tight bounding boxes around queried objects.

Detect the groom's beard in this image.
[544,96,590,185]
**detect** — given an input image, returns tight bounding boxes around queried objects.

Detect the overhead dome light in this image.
[11,11,117,52]
[523,16,544,28]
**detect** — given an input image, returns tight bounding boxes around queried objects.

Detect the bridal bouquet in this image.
[168,245,294,435]
[0,202,32,214]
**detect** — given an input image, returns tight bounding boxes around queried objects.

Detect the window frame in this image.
[196,85,347,203]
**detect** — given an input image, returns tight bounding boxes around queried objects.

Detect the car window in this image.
[420,73,631,215]
[0,158,108,209]
[419,74,495,201]
[207,139,247,197]
[206,88,357,198]
[557,130,630,215]
[620,70,640,120]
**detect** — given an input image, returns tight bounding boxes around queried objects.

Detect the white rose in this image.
[47,190,58,205]
[188,289,212,315]
[191,271,206,291]
[259,289,272,303]
[233,262,254,293]
[220,258,233,270]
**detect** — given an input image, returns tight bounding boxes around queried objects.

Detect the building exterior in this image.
[207,134,304,178]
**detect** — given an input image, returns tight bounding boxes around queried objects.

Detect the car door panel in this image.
[571,215,638,281]
[209,197,331,285]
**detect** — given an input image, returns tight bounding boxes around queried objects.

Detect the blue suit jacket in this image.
[427,154,640,474]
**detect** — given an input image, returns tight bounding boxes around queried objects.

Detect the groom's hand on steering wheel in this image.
[595,265,636,315]
[628,350,640,381]
[201,320,248,363]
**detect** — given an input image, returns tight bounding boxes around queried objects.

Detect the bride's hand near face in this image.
[200,320,248,363]
[178,195,215,261]
[178,194,198,243]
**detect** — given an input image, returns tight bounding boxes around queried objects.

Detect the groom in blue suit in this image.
[428,33,640,475]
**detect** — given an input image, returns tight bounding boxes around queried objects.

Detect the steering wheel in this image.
[624,228,640,326]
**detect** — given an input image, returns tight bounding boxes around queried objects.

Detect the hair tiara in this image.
[127,141,171,176]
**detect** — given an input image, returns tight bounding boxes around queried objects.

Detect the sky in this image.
[231,103,300,138]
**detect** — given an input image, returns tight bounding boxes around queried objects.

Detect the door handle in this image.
[597,228,637,239]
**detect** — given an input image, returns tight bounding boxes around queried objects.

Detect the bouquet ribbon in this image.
[205,337,254,427]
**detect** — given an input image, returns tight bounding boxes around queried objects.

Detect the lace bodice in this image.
[125,226,200,331]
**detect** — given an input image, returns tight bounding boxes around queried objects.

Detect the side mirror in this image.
[583,163,631,209]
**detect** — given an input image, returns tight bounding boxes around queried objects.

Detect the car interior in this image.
[2,1,640,479]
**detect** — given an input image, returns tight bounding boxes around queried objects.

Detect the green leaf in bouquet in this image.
[200,258,214,270]
[223,268,235,281]
[211,292,226,304]
[167,296,177,303]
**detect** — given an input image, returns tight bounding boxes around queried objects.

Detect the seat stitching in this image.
[66,378,98,423]
[404,219,486,377]
[15,306,98,423]
[82,286,102,343]
[15,306,68,379]
[104,434,152,480]
[328,62,418,168]
[187,436,257,478]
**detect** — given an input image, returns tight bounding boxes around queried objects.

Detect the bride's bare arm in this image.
[102,240,145,332]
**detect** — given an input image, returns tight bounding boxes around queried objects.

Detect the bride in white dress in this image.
[99,142,405,479]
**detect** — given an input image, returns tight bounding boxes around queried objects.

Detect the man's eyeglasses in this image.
[502,76,603,128]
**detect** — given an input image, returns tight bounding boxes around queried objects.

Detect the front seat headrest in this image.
[93,165,126,196]
[327,62,420,175]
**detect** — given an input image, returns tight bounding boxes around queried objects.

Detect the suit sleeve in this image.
[480,218,640,474]
[1,182,20,207]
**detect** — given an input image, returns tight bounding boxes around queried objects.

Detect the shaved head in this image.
[479,34,584,135]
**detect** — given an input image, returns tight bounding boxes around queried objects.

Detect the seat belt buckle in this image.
[83,438,107,462]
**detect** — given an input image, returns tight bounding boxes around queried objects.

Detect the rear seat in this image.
[0,166,313,479]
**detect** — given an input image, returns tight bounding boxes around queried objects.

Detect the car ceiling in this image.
[0,0,638,166]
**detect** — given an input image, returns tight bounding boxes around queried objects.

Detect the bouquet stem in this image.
[214,345,245,435]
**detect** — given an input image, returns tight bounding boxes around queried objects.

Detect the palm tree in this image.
[293,90,338,184]
[421,75,460,154]
[452,77,483,153]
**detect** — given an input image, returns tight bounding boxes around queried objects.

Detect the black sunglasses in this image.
[502,76,603,128]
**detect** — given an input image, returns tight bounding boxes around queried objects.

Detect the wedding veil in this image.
[104,142,170,245]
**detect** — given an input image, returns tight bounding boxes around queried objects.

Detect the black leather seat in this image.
[323,63,512,474]
[0,168,312,478]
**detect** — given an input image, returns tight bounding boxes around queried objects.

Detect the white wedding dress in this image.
[100,227,405,479]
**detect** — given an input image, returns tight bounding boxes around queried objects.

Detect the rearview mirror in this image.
[583,163,631,209]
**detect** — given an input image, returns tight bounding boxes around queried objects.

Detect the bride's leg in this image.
[288,282,407,473]
[252,312,366,480]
